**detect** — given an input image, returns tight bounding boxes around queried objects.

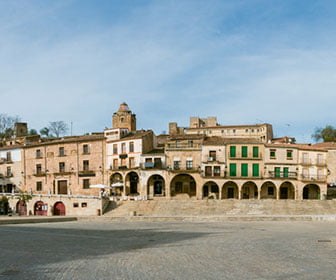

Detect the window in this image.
[6,167,11,177]
[113,144,118,154]
[229,163,236,176]
[317,154,323,165]
[270,149,276,159]
[286,150,292,159]
[241,164,248,177]
[121,143,126,153]
[36,181,42,191]
[253,147,259,158]
[268,187,274,196]
[173,160,180,170]
[59,147,65,156]
[230,146,236,158]
[36,164,42,175]
[83,179,90,189]
[120,158,126,166]
[6,152,11,162]
[73,203,79,208]
[214,166,220,177]
[242,146,248,158]
[81,202,87,207]
[36,149,42,158]
[129,142,134,153]
[205,166,212,176]
[253,164,259,177]
[188,140,193,147]
[283,167,289,178]
[209,151,216,161]
[302,153,309,164]
[83,160,89,171]
[59,162,65,173]
[274,167,280,178]
[83,144,89,154]
[129,157,135,168]
[186,160,193,170]
[113,159,118,169]
[233,129,236,133]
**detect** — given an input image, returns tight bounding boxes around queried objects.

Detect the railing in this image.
[300,174,327,182]
[316,160,327,166]
[170,166,199,172]
[33,172,47,177]
[166,143,201,150]
[229,153,263,160]
[140,163,166,169]
[300,159,312,165]
[5,173,13,178]
[268,171,297,179]
[78,170,96,177]
[53,171,73,176]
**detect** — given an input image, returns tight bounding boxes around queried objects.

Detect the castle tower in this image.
[112,102,136,131]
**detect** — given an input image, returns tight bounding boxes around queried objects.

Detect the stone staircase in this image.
[103,199,336,217]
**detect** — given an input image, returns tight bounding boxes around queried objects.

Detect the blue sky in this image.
[1,0,336,142]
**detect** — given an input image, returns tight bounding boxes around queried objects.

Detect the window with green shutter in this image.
[253,147,259,158]
[241,163,248,177]
[252,164,259,177]
[275,167,281,178]
[242,146,248,158]
[229,163,237,176]
[283,167,289,178]
[230,146,236,158]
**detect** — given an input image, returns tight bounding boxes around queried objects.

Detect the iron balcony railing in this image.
[268,171,298,179]
[166,143,201,150]
[300,174,327,182]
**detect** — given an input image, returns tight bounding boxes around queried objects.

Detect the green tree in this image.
[0,114,20,139]
[312,125,336,142]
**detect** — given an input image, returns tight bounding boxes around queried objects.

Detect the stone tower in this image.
[14,122,28,138]
[112,102,136,131]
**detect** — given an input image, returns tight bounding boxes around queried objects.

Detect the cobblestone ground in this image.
[0,221,335,280]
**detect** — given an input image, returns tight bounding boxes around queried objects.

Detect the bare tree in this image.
[47,121,69,137]
[0,114,20,139]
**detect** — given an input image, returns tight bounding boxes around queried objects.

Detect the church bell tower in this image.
[112,102,136,131]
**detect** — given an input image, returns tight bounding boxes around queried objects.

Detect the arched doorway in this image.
[303,184,320,199]
[170,174,196,198]
[54,202,66,216]
[202,181,219,199]
[16,200,27,216]
[147,175,165,197]
[241,182,258,199]
[222,181,238,199]
[34,201,48,216]
[260,182,277,199]
[110,172,123,196]
[126,172,139,195]
[279,182,295,199]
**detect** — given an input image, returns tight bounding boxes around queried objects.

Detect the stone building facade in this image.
[0,102,336,216]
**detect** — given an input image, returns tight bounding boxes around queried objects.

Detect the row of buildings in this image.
[1,103,336,216]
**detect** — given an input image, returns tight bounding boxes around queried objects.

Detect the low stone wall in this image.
[6,195,104,216]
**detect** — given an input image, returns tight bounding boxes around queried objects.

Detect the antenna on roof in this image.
[70,121,73,136]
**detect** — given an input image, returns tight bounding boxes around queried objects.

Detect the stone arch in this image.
[16,200,27,216]
[110,172,123,196]
[241,181,258,199]
[303,184,320,200]
[53,201,66,216]
[202,181,219,199]
[170,174,196,198]
[34,201,47,216]
[222,181,238,199]
[147,174,165,197]
[125,171,139,196]
[260,181,277,199]
[279,181,295,199]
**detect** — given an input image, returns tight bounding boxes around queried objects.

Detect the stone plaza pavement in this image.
[0,221,335,280]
